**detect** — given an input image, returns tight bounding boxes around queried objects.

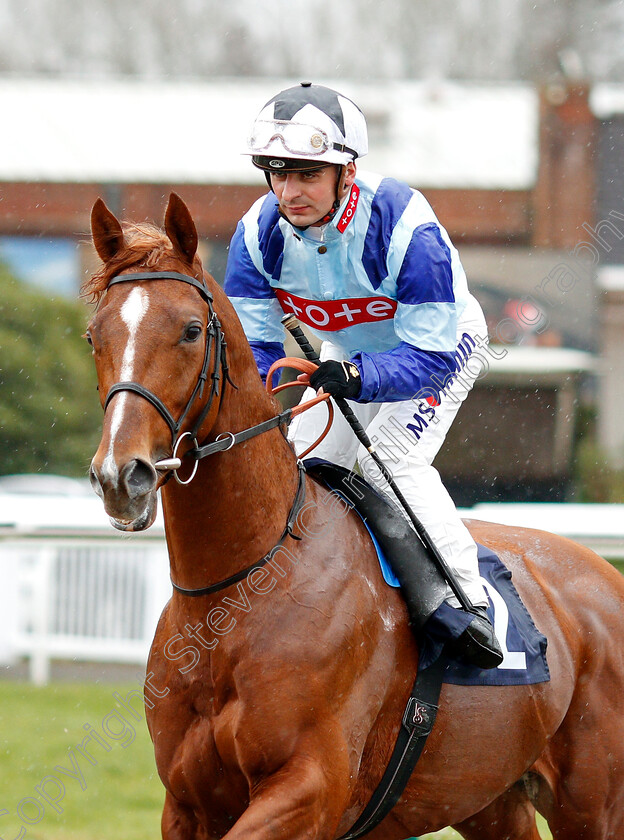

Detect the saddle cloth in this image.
[363,510,550,686]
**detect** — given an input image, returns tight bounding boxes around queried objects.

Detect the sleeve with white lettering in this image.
[351,342,457,403]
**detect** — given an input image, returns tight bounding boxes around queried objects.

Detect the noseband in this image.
[103,270,233,483]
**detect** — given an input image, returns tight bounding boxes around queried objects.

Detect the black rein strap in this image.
[170,462,306,597]
[191,408,293,459]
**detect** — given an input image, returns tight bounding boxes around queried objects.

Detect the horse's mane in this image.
[81,222,182,304]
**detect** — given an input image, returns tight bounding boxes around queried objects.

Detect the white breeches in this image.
[289,333,489,608]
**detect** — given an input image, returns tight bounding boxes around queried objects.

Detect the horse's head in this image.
[85,193,235,531]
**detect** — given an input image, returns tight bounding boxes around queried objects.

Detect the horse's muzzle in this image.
[90,456,159,531]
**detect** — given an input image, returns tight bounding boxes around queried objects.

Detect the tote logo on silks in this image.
[337,184,360,233]
[275,289,397,331]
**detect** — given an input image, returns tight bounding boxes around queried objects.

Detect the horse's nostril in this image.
[89,464,104,498]
[123,459,157,499]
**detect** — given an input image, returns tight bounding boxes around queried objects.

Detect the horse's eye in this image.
[84,331,93,347]
[182,324,203,343]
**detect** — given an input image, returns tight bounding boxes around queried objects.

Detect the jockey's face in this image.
[270,162,356,227]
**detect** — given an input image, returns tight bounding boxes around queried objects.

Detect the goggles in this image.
[249,120,356,159]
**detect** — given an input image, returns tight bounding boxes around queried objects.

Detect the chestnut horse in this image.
[85,194,624,840]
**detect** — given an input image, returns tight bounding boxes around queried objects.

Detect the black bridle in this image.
[99,268,306,596]
[103,270,234,483]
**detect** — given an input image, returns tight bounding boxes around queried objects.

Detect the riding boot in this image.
[451,605,503,669]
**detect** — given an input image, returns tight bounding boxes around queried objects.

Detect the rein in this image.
[190,357,333,461]
[171,462,306,597]
[100,269,331,597]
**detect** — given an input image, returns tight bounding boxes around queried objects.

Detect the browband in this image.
[108,271,213,304]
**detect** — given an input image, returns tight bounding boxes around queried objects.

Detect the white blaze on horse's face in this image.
[100,287,150,484]
[120,287,150,379]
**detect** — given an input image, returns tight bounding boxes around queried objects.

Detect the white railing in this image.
[1,498,622,686]
[0,538,171,685]
[463,502,624,563]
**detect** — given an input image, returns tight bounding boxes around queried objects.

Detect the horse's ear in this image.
[91,198,125,263]
[164,193,198,265]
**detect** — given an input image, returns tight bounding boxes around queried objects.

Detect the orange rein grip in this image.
[265,357,334,458]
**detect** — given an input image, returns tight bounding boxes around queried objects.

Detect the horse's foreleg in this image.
[451,779,542,840]
[221,751,350,840]
[162,792,206,840]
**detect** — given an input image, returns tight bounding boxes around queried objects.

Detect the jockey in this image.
[224,82,503,669]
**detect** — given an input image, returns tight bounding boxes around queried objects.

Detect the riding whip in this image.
[281,312,474,613]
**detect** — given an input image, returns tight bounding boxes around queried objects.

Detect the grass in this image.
[0,680,553,840]
[421,818,552,839]
[0,681,163,840]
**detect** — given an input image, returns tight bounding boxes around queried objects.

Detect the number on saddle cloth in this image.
[438,545,551,686]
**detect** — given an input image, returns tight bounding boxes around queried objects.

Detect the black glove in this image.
[309,360,362,400]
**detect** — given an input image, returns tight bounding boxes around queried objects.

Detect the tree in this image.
[0,265,102,477]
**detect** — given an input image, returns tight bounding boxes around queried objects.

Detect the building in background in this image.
[591,86,624,470]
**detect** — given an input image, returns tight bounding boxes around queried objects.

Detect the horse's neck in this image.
[161,369,299,593]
